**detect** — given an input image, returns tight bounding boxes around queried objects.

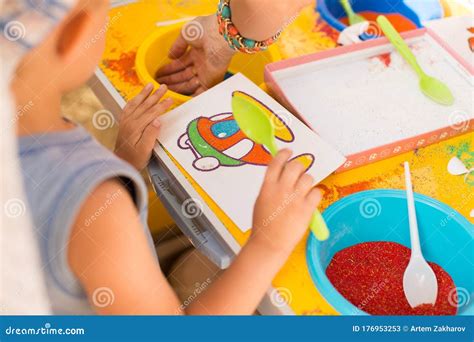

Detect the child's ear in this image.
[55,9,89,60]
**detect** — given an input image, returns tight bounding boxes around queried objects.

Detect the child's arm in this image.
[114,84,173,170]
[68,150,320,315]
[68,179,182,314]
[185,149,321,314]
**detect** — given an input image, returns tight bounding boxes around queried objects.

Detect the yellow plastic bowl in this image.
[135,23,281,105]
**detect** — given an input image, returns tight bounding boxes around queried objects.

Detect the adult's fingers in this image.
[280,158,306,187]
[167,78,201,96]
[133,85,168,117]
[155,54,193,78]
[264,149,292,183]
[168,32,189,59]
[123,83,154,115]
[155,65,195,86]
[192,86,208,97]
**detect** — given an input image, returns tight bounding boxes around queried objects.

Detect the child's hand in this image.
[115,84,173,170]
[250,149,323,255]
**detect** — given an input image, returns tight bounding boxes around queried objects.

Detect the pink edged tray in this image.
[265,27,473,172]
[425,16,474,75]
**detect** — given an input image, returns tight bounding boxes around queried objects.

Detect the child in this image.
[12,0,321,314]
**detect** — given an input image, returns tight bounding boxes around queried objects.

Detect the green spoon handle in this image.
[340,0,355,17]
[376,15,424,78]
[267,139,279,157]
[309,209,330,241]
[267,138,329,241]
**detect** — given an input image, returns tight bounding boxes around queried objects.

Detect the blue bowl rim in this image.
[316,0,347,32]
[315,0,442,32]
[306,189,473,315]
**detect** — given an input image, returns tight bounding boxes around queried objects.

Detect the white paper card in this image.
[158,74,345,231]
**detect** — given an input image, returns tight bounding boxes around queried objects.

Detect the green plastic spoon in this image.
[377,15,454,106]
[340,0,366,25]
[231,94,330,241]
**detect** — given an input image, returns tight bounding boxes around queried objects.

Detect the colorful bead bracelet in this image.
[217,0,282,54]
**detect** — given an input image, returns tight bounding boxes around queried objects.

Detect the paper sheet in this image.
[158,74,345,231]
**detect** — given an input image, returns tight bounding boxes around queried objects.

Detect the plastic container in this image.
[307,189,473,315]
[135,23,281,105]
[317,0,444,33]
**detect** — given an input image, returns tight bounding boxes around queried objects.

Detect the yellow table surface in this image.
[101,1,473,315]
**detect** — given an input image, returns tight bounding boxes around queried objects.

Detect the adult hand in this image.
[155,15,235,96]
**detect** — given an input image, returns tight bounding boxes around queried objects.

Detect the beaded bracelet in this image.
[217,0,282,54]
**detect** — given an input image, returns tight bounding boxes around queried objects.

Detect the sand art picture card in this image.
[158,74,346,231]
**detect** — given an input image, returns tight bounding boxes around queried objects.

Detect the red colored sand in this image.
[103,51,141,86]
[340,12,418,33]
[326,242,458,315]
[377,53,392,67]
[334,180,375,198]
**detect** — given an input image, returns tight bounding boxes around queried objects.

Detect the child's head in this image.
[12,0,110,95]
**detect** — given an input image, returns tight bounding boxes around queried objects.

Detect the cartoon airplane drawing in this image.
[177,91,314,172]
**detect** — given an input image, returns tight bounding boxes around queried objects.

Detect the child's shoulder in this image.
[19,124,148,227]
[18,125,150,313]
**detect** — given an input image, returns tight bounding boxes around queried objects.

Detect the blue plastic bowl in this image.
[317,0,444,32]
[307,189,473,315]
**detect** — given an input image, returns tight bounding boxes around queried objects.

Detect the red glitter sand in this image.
[103,51,141,86]
[326,242,458,315]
